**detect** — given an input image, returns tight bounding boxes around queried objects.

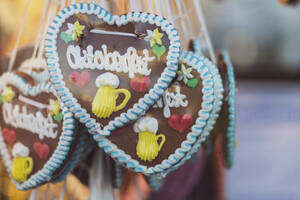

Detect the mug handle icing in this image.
[24,157,34,174]
[156,134,165,151]
[114,89,131,112]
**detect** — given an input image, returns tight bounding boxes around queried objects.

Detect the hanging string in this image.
[175,0,188,42]
[59,180,67,200]
[147,0,154,13]
[60,0,66,10]
[43,183,50,200]
[29,187,40,200]
[133,174,143,200]
[166,0,173,22]
[182,0,194,38]
[31,0,50,62]
[37,1,59,60]
[154,0,161,15]
[7,0,31,72]
[193,0,216,62]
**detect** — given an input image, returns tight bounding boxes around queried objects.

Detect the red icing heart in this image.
[168,114,193,134]
[2,128,16,146]
[130,77,151,92]
[69,71,91,88]
[34,142,50,159]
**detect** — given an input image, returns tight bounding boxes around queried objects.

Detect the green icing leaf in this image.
[187,78,199,89]
[54,112,63,123]
[0,95,3,104]
[60,32,73,43]
[152,44,166,61]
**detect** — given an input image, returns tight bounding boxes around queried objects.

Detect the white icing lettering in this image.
[2,102,58,140]
[153,86,188,118]
[66,44,155,78]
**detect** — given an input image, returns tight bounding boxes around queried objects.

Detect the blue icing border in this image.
[160,51,224,176]
[221,51,236,169]
[52,129,92,183]
[91,51,217,176]
[0,72,78,190]
[44,3,181,136]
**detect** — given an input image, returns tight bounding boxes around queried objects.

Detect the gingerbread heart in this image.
[0,72,88,190]
[92,51,224,176]
[45,3,180,136]
[215,51,236,169]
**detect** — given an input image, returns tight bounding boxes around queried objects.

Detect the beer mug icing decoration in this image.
[92,51,223,176]
[0,72,87,190]
[11,142,34,183]
[92,72,131,118]
[45,3,181,136]
[134,117,165,162]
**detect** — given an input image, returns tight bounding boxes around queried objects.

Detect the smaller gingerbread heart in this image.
[0,72,90,190]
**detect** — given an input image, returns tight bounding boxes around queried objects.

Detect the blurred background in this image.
[0,0,299,199]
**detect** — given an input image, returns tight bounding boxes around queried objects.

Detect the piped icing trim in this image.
[221,51,236,169]
[52,128,92,183]
[0,72,76,190]
[19,58,50,83]
[92,52,216,175]
[162,51,224,176]
[45,3,181,136]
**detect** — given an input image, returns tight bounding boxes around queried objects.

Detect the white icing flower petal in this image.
[12,142,30,157]
[133,117,158,134]
[95,72,119,88]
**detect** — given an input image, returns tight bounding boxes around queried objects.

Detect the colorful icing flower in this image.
[1,87,15,102]
[66,20,85,41]
[48,100,61,116]
[177,64,194,84]
[145,28,164,47]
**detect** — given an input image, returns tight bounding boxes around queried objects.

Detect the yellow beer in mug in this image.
[134,117,165,162]
[136,131,165,162]
[92,72,131,119]
[12,156,33,183]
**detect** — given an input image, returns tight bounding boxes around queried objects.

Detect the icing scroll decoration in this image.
[11,142,34,183]
[134,117,165,162]
[145,28,166,61]
[92,72,131,119]
[66,44,155,79]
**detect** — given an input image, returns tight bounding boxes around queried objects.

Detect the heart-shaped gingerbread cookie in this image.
[45,3,180,136]
[0,72,85,190]
[92,52,223,175]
